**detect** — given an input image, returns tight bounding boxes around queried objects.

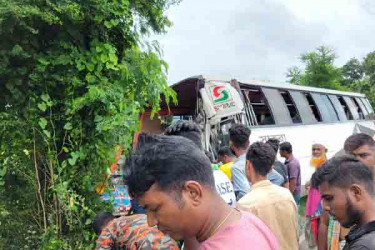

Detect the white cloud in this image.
[154,0,375,84]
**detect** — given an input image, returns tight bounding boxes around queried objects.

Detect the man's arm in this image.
[318,211,329,250]
[95,227,115,250]
[231,167,250,201]
[289,178,296,193]
[282,182,289,189]
[287,161,299,193]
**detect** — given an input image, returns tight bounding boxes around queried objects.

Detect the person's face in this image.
[137,182,206,240]
[219,155,225,164]
[220,155,229,164]
[351,145,375,171]
[320,182,361,228]
[312,144,325,158]
[279,150,286,158]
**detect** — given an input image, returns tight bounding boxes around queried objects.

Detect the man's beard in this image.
[341,199,362,228]
[310,155,327,168]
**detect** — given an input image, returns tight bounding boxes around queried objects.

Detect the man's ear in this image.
[246,160,251,171]
[349,184,363,201]
[245,160,253,180]
[183,181,204,207]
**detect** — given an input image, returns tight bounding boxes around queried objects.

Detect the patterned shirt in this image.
[95,214,179,250]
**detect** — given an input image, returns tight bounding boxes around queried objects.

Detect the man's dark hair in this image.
[124,134,215,200]
[246,142,276,176]
[93,212,114,235]
[344,133,375,153]
[266,138,280,153]
[311,154,374,194]
[218,146,235,157]
[229,124,251,149]
[279,142,293,154]
[164,120,202,149]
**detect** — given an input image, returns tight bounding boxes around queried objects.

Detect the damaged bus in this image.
[139,75,375,186]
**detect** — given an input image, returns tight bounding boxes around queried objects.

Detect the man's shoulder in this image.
[349,230,375,250]
[274,160,285,168]
[290,156,301,165]
[232,158,245,170]
[273,185,296,200]
[114,214,147,229]
[239,185,295,206]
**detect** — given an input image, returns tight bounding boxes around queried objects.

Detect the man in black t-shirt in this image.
[312,155,375,250]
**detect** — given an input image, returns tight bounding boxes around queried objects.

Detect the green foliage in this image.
[287,46,343,90]
[344,53,375,108]
[341,58,364,87]
[287,46,375,110]
[363,51,375,86]
[0,0,178,248]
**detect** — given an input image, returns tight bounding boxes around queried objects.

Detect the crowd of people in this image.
[93,121,375,250]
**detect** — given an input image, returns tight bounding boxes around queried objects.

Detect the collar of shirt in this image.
[346,221,375,244]
[235,154,246,163]
[285,155,295,164]
[250,180,271,191]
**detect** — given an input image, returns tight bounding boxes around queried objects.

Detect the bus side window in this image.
[289,90,317,124]
[262,88,293,125]
[362,98,374,114]
[310,93,335,122]
[305,93,322,122]
[352,97,366,119]
[279,90,302,124]
[321,95,339,122]
[338,96,354,120]
[358,98,374,117]
[328,95,348,121]
[246,88,275,125]
[343,96,360,120]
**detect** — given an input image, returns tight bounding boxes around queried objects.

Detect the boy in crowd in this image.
[238,142,298,250]
[218,146,236,180]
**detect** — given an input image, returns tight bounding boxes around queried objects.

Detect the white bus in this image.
[139,75,375,187]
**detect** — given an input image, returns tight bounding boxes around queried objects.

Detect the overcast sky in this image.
[153,0,375,84]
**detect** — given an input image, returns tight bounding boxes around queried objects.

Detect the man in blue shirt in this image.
[230,124,251,200]
[230,124,284,201]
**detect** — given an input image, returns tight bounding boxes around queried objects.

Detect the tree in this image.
[0,0,178,248]
[363,51,375,86]
[287,46,343,90]
[285,66,302,85]
[341,58,364,86]
[347,52,375,108]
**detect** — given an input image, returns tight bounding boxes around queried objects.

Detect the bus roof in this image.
[172,75,366,98]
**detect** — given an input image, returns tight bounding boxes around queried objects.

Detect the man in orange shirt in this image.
[94,213,179,249]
